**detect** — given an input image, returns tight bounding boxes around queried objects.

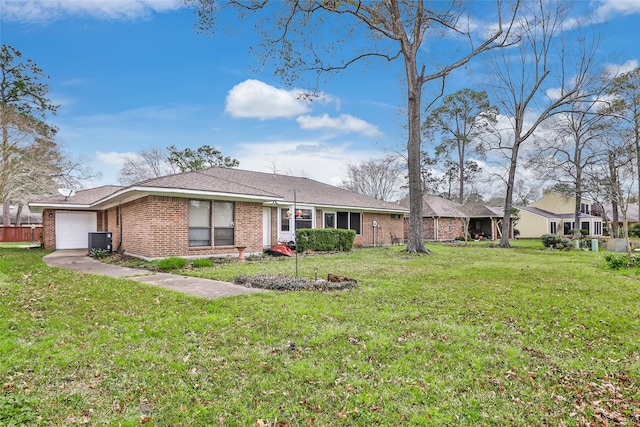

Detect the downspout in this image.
[117,202,123,252]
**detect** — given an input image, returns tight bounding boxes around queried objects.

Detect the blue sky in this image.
[2,0,640,193]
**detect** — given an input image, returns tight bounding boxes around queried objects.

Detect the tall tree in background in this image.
[485,0,599,247]
[529,94,608,238]
[167,144,239,172]
[186,0,518,253]
[118,144,239,185]
[118,146,177,185]
[422,88,498,203]
[341,155,404,202]
[1,45,95,225]
[607,67,640,216]
[1,45,58,226]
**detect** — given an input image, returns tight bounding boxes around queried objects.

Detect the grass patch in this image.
[1,243,639,425]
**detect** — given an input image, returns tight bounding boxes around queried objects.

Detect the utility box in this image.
[88,232,113,254]
[607,238,627,253]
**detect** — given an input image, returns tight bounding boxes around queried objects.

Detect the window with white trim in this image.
[189,200,211,247]
[214,201,234,246]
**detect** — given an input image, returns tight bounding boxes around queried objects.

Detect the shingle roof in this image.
[519,205,600,220]
[30,168,407,213]
[32,185,124,205]
[398,194,466,217]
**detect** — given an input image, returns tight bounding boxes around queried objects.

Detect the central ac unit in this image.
[88,232,113,254]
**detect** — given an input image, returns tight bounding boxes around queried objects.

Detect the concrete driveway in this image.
[43,250,265,299]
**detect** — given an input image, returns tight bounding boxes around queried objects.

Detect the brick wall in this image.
[403,216,465,241]
[42,209,55,249]
[358,213,404,246]
[118,196,263,259]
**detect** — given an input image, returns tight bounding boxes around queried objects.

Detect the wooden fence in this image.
[0,226,43,243]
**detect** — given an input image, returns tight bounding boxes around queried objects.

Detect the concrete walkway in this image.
[43,250,265,299]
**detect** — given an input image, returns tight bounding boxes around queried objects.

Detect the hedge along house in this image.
[29,167,408,260]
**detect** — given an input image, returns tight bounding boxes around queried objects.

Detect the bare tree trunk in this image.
[2,200,10,226]
[405,58,429,254]
[608,151,620,237]
[15,203,23,226]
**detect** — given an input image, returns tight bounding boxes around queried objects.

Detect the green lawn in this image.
[1,242,639,426]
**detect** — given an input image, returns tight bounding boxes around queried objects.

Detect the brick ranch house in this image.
[29,167,408,260]
[398,194,508,241]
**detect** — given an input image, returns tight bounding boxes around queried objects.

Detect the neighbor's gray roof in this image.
[398,195,503,218]
[600,203,640,223]
[519,205,600,220]
[398,194,466,217]
[0,204,42,225]
[30,168,408,213]
[462,204,504,218]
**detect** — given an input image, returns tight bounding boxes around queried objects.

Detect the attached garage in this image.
[55,211,97,249]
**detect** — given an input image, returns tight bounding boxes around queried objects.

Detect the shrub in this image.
[89,248,109,259]
[156,257,187,271]
[541,234,570,249]
[192,258,213,268]
[295,228,356,252]
[629,223,640,238]
[603,253,629,270]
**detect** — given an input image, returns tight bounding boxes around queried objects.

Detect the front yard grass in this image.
[1,242,639,426]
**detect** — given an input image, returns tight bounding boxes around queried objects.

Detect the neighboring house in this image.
[462,204,507,241]
[399,194,507,241]
[517,190,603,238]
[598,203,639,232]
[29,167,408,259]
[0,204,42,226]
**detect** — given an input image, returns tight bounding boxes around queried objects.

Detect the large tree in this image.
[422,88,498,203]
[606,67,640,217]
[485,0,599,247]
[1,45,94,225]
[529,94,609,238]
[186,0,518,253]
[1,45,58,226]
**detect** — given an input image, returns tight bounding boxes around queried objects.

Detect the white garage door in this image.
[55,211,97,249]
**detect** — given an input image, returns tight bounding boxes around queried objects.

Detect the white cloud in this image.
[604,59,639,78]
[296,114,382,137]
[225,79,311,120]
[595,0,640,20]
[233,140,383,186]
[96,151,137,167]
[1,0,182,22]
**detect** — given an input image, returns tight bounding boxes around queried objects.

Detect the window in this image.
[295,208,313,230]
[335,211,362,235]
[280,208,291,232]
[581,221,590,234]
[390,214,401,219]
[324,212,336,228]
[214,201,234,246]
[189,200,211,247]
[563,222,575,235]
[448,218,453,233]
[350,212,361,235]
[550,221,557,234]
[580,203,590,214]
[594,221,602,235]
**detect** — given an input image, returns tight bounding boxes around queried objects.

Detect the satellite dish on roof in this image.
[58,188,76,201]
